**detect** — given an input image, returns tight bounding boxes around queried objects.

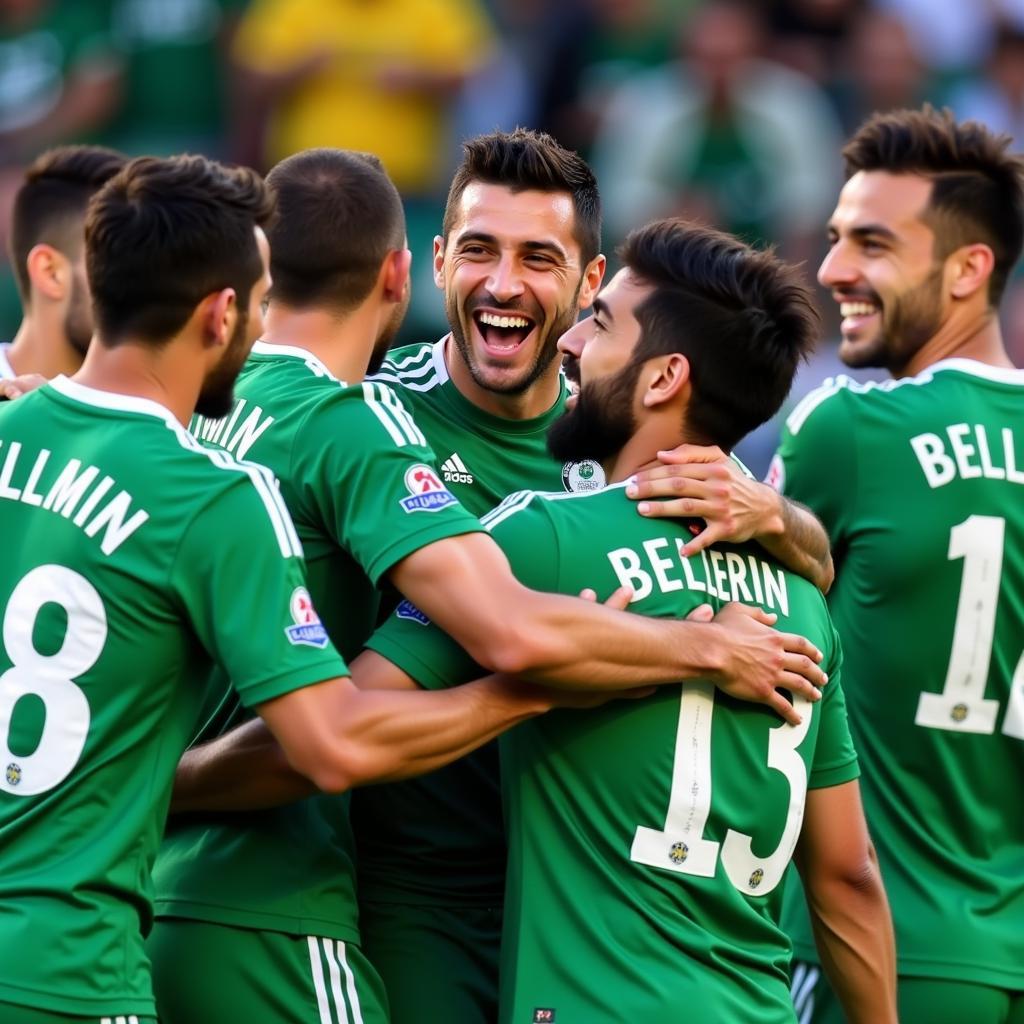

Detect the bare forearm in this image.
[802,849,897,1024]
[756,492,834,592]
[172,676,549,812]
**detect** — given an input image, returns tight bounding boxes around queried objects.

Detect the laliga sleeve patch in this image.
[284,586,330,648]
[765,453,785,493]
[399,463,459,513]
[395,599,431,626]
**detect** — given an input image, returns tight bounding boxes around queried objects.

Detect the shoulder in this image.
[370,340,447,399]
[481,483,621,534]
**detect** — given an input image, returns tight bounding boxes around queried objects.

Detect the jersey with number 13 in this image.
[770,359,1024,988]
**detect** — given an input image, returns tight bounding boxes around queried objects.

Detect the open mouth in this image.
[472,310,536,358]
[838,299,880,334]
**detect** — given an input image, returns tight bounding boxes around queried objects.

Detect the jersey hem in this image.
[152,901,361,944]
[363,520,484,586]
[237,654,347,708]
[791,944,1024,988]
[0,983,155,1018]
[807,759,860,789]
[364,634,454,690]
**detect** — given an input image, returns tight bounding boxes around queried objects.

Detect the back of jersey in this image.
[0,377,331,1018]
[477,486,856,1024]
[774,360,1024,987]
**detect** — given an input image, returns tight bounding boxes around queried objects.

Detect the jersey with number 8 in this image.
[366,484,857,1023]
[0,378,346,1019]
[770,360,1024,988]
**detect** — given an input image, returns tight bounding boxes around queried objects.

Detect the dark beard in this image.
[547,358,641,466]
[196,313,251,418]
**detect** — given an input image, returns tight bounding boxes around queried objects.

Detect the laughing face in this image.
[436,183,600,405]
[819,170,947,374]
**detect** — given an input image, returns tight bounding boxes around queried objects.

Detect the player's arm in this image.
[793,781,897,1024]
[388,523,826,724]
[623,444,834,592]
[171,655,645,813]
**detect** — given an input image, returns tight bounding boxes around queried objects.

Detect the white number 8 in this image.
[0,565,106,796]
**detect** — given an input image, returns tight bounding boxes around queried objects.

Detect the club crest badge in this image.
[561,459,605,493]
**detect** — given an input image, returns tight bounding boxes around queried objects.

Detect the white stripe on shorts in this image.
[791,961,820,1024]
[308,934,366,1024]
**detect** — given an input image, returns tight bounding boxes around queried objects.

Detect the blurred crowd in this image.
[2,0,1024,472]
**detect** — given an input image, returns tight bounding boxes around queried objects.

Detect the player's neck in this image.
[443,335,563,420]
[8,315,84,379]
[73,337,201,426]
[897,306,1013,379]
[605,422,703,485]
[261,304,376,383]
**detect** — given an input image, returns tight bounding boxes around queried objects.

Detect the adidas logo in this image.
[441,453,474,484]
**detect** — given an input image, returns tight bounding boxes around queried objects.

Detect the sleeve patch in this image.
[284,586,330,648]
[395,599,431,626]
[399,463,459,514]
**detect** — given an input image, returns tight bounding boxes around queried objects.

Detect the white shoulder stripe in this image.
[177,428,303,559]
[785,377,849,435]
[481,490,540,531]
[362,381,426,446]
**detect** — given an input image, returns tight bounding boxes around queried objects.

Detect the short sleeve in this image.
[808,629,859,789]
[767,381,858,545]
[172,473,348,708]
[365,493,562,690]
[296,382,483,585]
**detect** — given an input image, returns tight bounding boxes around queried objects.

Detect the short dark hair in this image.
[264,148,406,312]
[843,106,1024,304]
[8,145,127,302]
[620,220,818,450]
[443,128,601,265]
[86,154,275,345]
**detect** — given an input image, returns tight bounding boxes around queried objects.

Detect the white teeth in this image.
[840,302,878,317]
[478,312,530,328]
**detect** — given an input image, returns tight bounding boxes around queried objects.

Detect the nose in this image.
[818,240,859,290]
[557,315,591,358]
[486,253,525,303]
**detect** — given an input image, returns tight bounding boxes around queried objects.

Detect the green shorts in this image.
[148,918,388,1024]
[0,1007,156,1024]
[790,960,1024,1024]
[358,900,501,1024]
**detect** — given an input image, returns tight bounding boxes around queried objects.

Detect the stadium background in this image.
[1,0,1023,474]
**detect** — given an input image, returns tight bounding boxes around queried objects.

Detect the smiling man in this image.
[769,107,1024,1024]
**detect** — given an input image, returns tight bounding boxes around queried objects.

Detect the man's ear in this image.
[577,254,607,311]
[25,244,69,301]
[432,235,446,289]
[642,353,690,409]
[199,288,237,350]
[948,242,995,301]
[382,247,412,303]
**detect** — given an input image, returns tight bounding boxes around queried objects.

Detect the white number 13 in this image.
[631,682,812,897]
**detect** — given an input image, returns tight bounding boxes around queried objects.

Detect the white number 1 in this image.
[915,515,1024,738]
[630,682,812,896]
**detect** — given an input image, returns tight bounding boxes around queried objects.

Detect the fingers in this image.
[717,602,777,626]
[779,668,823,703]
[678,522,726,557]
[602,586,634,611]
[655,444,727,465]
[779,630,824,664]
[685,603,715,623]
[766,690,803,726]
[578,588,598,602]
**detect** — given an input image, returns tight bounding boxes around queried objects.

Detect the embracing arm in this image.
[389,531,826,723]
[794,781,897,1024]
[625,445,834,592]
[171,668,551,813]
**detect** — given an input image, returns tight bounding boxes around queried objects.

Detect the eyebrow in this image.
[829,222,899,243]
[454,230,570,261]
[593,296,613,322]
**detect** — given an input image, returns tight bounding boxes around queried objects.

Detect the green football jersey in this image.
[366,482,857,1023]
[355,339,607,903]
[0,376,345,1018]
[152,341,482,940]
[771,359,1024,987]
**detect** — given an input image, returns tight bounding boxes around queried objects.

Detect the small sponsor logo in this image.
[284,586,330,648]
[5,763,21,787]
[396,599,431,626]
[441,453,474,485]
[748,868,765,890]
[561,459,605,493]
[400,464,458,513]
[533,1011,556,1023]
[669,841,689,865]
[951,703,969,723]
